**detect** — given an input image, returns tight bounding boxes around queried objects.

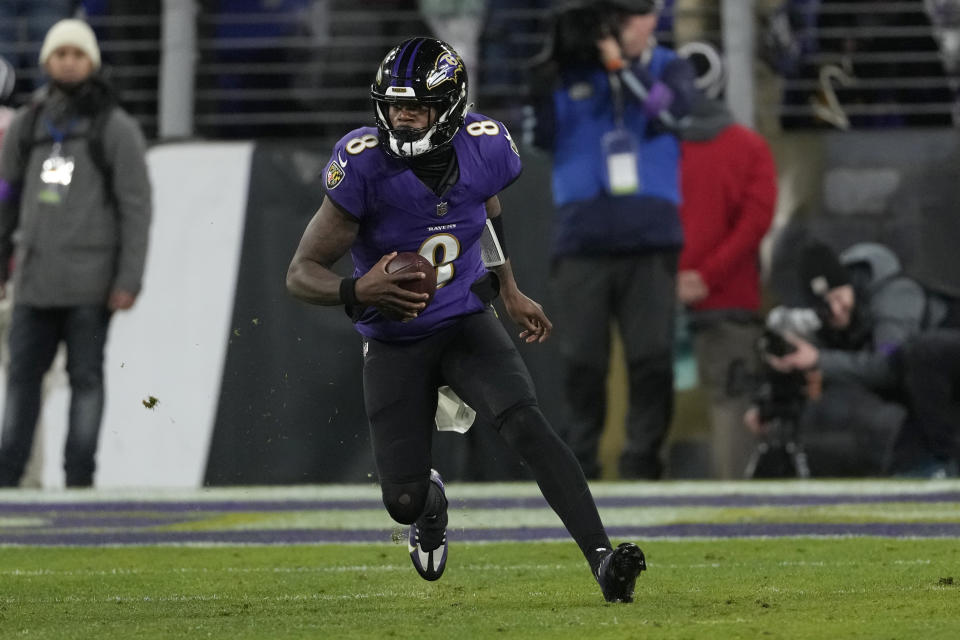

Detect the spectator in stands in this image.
[745,241,956,476]
[526,0,696,479]
[418,0,487,102]
[673,0,816,137]
[204,0,316,138]
[676,42,777,479]
[0,19,152,487]
[477,0,553,127]
[0,1,77,94]
[0,57,16,147]
[80,1,162,136]
[782,0,952,129]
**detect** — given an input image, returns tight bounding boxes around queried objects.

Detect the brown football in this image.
[386,251,437,305]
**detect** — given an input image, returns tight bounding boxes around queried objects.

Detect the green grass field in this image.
[2,480,960,639]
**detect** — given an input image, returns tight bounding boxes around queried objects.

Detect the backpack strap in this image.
[85,106,115,205]
[15,102,43,177]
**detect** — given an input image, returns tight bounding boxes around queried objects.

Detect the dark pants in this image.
[363,308,542,489]
[799,382,905,476]
[0,304,112,487]
[363,309,610,560]
[550,251,678,479]
[900,329,960,462]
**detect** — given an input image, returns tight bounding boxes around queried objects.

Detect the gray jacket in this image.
[817,242,926,389]
[0,88,151,307]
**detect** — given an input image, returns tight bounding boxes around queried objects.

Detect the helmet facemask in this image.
[374,88,467,158]
[371,38,469,158]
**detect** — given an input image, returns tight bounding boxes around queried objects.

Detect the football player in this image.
[287,37,646,602]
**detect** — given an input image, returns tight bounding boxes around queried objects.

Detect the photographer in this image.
[745,241,940,476]
[526,0,696,479]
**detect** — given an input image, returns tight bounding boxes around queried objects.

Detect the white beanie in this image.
[39,19,101,70]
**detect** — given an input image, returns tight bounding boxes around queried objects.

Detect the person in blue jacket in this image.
[526,0,696,479]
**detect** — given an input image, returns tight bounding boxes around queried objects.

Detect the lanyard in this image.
[607,71,626,128]
[43,117,77,146]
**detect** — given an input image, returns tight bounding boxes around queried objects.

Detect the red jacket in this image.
[679,123,777,312]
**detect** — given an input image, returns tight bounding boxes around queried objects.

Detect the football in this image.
[386,251,437,305]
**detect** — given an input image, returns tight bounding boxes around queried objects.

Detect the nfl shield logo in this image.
[436,201,448,217]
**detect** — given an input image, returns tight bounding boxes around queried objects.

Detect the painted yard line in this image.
[2,491,960,513]
[2,522,960,546]
[1,479,959,504]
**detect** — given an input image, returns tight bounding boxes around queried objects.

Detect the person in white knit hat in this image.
[0,18,152,488]
[39,18,102,75]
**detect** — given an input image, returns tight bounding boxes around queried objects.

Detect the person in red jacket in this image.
[676,42,777,479]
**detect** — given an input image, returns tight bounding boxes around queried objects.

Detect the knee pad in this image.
[380,477,430,525]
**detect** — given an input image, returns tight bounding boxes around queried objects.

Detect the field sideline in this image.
[2,479,960,638]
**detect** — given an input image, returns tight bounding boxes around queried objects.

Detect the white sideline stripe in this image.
[1,479,959,503]
[0,533,955,551]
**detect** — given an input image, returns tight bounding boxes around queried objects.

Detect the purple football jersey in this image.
[322,112,523,342]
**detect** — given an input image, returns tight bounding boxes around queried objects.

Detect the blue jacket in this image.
[528,46,695,257]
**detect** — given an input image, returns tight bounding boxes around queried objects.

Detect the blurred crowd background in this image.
[4,1,960,142]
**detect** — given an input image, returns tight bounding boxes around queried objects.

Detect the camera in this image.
[743,330,810,478]
[753,329,808,421]
[548,2,622,68]
[727,307,821,478]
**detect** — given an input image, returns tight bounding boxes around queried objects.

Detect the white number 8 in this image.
[345,134,379,155]
[465,120,501,137]
[419,234,460,287]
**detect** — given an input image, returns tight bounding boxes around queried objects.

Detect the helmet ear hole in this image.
[371,37,469,158]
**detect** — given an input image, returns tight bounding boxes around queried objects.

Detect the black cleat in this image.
[595,542,647,603]
[408,469,448,581]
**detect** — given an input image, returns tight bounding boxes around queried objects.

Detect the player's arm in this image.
[286,197,428,316]
[485,195,552,343]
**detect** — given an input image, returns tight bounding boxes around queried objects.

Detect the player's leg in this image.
[614,251,678,479]
[442,309,646,601]
[549,256,614,478]
[362,334,448,579]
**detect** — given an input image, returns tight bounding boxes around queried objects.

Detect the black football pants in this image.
[362,308,610,559]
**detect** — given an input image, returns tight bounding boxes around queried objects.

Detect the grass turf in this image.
[2,538,959,639]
